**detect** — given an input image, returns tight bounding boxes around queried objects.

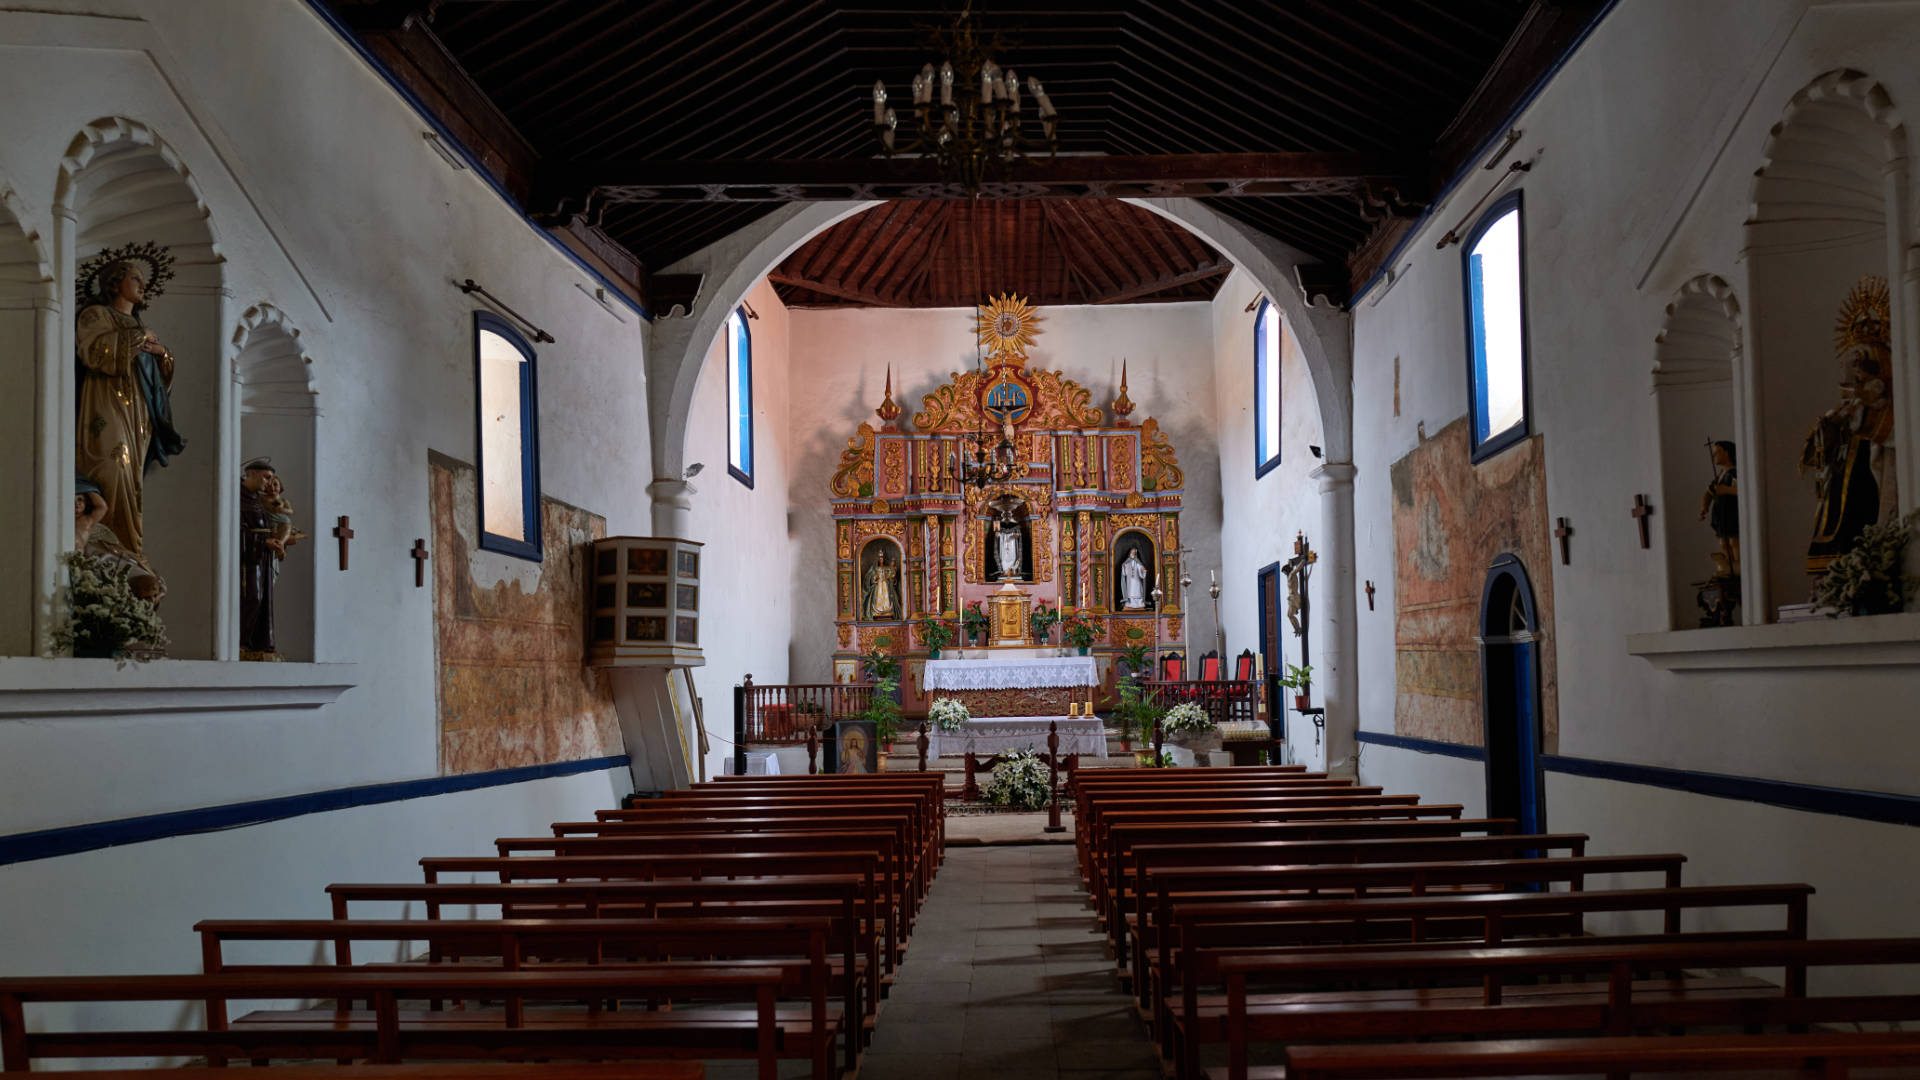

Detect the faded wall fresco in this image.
[1390,418,1558,750]
[430,453,621,774]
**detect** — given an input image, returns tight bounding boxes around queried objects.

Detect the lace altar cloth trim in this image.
[924,656,1099,690]
[928,716,1107,758]
[947,687,1076,718]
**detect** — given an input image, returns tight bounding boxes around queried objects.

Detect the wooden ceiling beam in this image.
[1096,262,1231,305]
[767,270,901,308]
[535,152,1416,211]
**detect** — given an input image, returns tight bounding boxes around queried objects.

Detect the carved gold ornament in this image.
[830,423,877,497]
[1141,418,1184,490]
[1835,276,1891,354]
[975,293,1042,360]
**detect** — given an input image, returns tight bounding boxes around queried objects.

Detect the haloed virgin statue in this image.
[74,242,187,555]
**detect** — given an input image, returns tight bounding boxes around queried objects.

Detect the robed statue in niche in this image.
[861,543,900,621]
[1114,534,1155,611]
[240,458,299,661]
[993,514,1025,581]
[74,242,187,556]
[1802,276,1896,574]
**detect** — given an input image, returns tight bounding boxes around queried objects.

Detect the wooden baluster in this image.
[917,721,929,771]
[1044,719,1065,833]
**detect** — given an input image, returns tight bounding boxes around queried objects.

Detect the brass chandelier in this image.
[871,5,1059,197]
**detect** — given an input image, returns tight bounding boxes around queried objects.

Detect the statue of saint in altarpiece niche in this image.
[73,242,188,556]
[862,544,901,621]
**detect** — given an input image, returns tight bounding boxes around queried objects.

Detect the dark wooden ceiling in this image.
[771,199,1227,308]
[329,0,1609,304]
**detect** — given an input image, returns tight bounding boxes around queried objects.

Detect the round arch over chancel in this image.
[58,116,227,659]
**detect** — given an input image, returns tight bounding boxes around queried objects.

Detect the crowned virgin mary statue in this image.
[74,242,187,555]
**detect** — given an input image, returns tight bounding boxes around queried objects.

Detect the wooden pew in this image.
[1130,853,1688,1016]
[1084,800,1465,883]
[642,792,943,872]
[419,852,899,972]
[1277,1032,1920,1080]
[491,830,920,937]
[597,801,935,889]
[197,916,847,1078]
[1073,787,1409,863]
[19,1066,706,1080]
[0,968,790,1078]
[324,877,880,1031]
[1093,818,1523,942]
[1172,884,1815,1080]
[1213,937,1920,1080]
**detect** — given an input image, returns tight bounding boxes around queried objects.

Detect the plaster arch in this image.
[57,116,228,659]
[645,196,1354,504]
[232,303,318,662]
[1742,70,1909,624]
[232,302,316,414]
[1652,274,1743,628]
[0,183,55,657]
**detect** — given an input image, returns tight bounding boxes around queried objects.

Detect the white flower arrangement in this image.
[1160,701,1215,735]
[982,747,1053,810]
[53,551,168,659]
[1813,509,1919,616]
[928,696,971,733]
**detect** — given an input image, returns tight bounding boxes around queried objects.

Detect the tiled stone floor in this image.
[703,844,1160,1080]
[860,845,1162,1080]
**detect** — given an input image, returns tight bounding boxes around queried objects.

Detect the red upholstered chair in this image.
[1161,655,1184,681]
[1235,650,1256,682]
[1199,651,1221,681]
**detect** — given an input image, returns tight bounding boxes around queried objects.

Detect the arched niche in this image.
[1743,71,1906,621]
[1479,555,1545,836]
[233,304,317,662]
[59,118,224,659]
[1653,275,1742,629]
[979,501,1034,584]
[1111,528,1157,613]
[0,184,54,656]
[856,537,905,623]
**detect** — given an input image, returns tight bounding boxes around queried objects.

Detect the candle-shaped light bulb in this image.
[1005,69,1020,112]
[911,73,926,105]
[873,80,887,126]
[919,63,935,103]
[939,62,954,105]
[883,108,897,150]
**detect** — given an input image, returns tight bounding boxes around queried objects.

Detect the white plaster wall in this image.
[1347,0,1920,932]
[784,302,1223,682]
[0,768,630,1039]
[1210,269,1327,764]
[0,0,653,963]
[684,278,793,780]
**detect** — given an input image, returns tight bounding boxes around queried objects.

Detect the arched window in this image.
[1254,298,1282,477]
[474,312,542,561]
[1462,192,1531,462]
[726,307,754,487]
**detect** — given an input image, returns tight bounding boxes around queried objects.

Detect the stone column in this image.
[647,478,694,538]
[1311,461,1358,779]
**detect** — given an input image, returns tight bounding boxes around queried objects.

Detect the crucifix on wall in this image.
[411,538,430,587]
[332,515,354,571]
[1631,494,1654,549]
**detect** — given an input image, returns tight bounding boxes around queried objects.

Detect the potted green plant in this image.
[856,670,904,746]
[1278,663,1314,712]
[55,551,169,660]
[1114,676,1162,753]
[1028,600,1060,646]
[1814,510,1919,616]
[961,601,990,646]
[1061,613,1097,655]
[1134,749,1175,769]
[919,615,955,658]
[1116,642,1152,681]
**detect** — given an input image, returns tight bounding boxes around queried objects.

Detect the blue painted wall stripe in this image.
[0,755,630,866]
[1359,730,1920,828]
[1539,754,1920,829]
[1357,729,1488,761]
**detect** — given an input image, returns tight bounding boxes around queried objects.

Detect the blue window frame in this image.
[1461,191,1532,462]
[474,312,542,561]
[1254,298,1282,477]
[726,307,754,488]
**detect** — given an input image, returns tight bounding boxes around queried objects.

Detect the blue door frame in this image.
[1480,555,1545,837]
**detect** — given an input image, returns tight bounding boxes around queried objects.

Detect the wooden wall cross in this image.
[1631,494,1654,549]
[1554,517,1574,565]
[411,538,430,587]
[1364,580,1375,611]
[331,515,354,571]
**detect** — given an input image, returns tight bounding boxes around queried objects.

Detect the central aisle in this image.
[860,845,1163,1080]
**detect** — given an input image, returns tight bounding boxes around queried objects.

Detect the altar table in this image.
[924,656,1098,718]
[928,716,1108,758]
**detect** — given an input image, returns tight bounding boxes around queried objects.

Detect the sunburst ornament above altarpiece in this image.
[975,292,1042,362]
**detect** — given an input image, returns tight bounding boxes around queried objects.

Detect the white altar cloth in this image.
[929,716,1108,758]
[924,656,1098,691]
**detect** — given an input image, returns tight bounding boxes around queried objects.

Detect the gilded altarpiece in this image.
[826,297,1186,710]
